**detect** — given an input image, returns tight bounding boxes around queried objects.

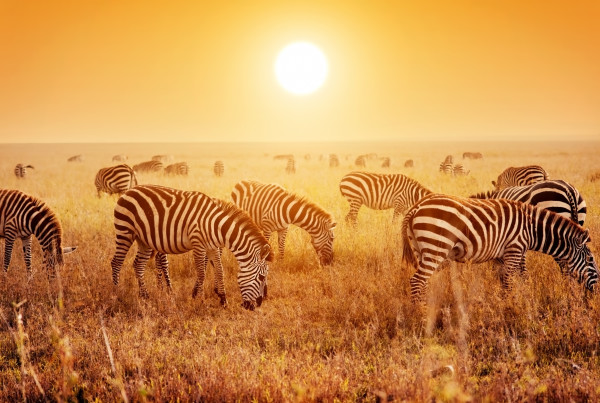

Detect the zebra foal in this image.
[402,194,598,302]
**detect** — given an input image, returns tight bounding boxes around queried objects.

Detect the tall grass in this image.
[0,141,599,401]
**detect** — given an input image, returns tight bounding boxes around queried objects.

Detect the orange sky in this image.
[1,0,599,143]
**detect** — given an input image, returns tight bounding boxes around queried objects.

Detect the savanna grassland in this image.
[1,141,600,402]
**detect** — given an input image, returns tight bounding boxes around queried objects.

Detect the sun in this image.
[274,42,328,95]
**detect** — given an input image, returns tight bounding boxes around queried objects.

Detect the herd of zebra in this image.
[2,159,597,312]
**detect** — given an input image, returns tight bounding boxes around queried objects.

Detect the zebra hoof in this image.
[241,300,255,311]
[191,287,199,299]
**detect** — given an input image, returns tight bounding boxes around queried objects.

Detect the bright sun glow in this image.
[275,42,328,95]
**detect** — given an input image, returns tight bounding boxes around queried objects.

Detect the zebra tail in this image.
[401,214,417,268]
[564,184,579,224]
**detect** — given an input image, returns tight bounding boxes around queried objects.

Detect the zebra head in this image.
[42,238,77,277]
[239,243,272,311]
[565,229,598,292]
[311,220,336,266]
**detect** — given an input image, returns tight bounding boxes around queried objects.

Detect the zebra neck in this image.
[529,208,571,260]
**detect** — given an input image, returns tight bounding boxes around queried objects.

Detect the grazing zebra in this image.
[273,154,293,161]
[164,162,189,176]
[402,194,598,302]
[67,155,83,162]
[470,180,586,226]
[492,165,548,190]
[14,164,34,178]
[231,180,336,267]
[111,185,272,310]
[95,164,138,197]
[329,154,339,168]
[0,189,77,278]
[213,160,225,177]
[152,154,174,163]
[285,157,296,174]
[439,155,453,174]
[355,155,366,168]
[133,160,163,173]
[404,159,414,168]
[452,164,469,176]
[381,157,391,168]
[339,171,432,225]
[463,152,483,159]
[112,154,128,162]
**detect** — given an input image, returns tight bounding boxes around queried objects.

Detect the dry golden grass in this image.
[0,141,599,401]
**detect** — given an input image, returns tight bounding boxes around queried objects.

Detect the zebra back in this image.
[165,162,189,176]
[213,161,225,177]
[133,160,163,173]
[95,164,137,196]
[492,165,548,190]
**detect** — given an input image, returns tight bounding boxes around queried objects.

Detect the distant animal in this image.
[285,157,296,174]
[452,164,470,176]
[492,165,548,190]
[112,154,128,162]
[14,164,34,178]
[329,154,339,168]
[67,155,83,162]
[439,155,453,174]
[231,180,336,268]
[152,154,174,163]
[110,185,272,310]
[339,171,432,225]
[0,189,77,278]
[402,194,598,302]
[133,160,163,173]
[95,164,138,197]
[355,155,366,168]
[590,171,600,183]
[164,162,189,176]
[404,159,414,168]
[381,157,390,168]
[213,161,225,177]
[304,154,311,161]
[463,152,483,159]
[273,154,294,161]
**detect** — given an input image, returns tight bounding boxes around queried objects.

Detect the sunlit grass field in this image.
[1,141,599,401]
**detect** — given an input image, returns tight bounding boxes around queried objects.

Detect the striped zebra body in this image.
[452,164,469,176]
[164,162,189,176]
[95,164,138,197]
[402,194,598,301]
[492,165,548,190]
[213,161,225,177]
[339,171,432,225]
[381,157,390,168]
[231,180,336,266]
[471,180,586,226]
[152,154,174,163]
[329,154,339,168]
[439,155,453,174]
[285,158,296,174]
[112,154,128,162]
[355,155,366,168]
[14,164,34,178]
[133,160,163,173]
[0,189,77,277]
[111,185,272,310]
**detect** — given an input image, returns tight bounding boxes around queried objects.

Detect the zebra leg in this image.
[392,201,406,221]
[192,248,208,299]
[277,228,288,258]
[409,254,441,303]
[345,201,361,226]
[3,236,16,273]
[154,252,172,292]
[500,251,525,291]
[208,249,227,307]
[110,235,134,286]
[133,245,154,298]
[20,237,32,275]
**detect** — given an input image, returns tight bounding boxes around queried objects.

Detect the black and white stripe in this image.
[452,164,469,176]
[492,165,548,190]
[339,171,432,225]
[0,189,76,278]
[95,164,138,197]
[439,155,453,174]
[164,162,189,176]
[285,157,296,174]
[111,185,272,310]
[14,164,34,178]
[133,160,163,173]
[231,180,336,267]
[213,161,225,177]
[402,194,598,301]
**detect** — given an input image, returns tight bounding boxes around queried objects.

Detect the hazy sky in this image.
[1,0,599,143]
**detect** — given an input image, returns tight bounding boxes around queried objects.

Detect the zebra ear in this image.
[491,180,496,187]
[330,222,337,230]
[578,229,591,245]
[260,244,272,261]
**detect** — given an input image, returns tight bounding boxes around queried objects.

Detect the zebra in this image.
[231,180,336,267]
[152,154,174,163]
[273,154,293,161]
[95,164,138,197]
[470,180,586,226]
[439,155,453,174]
[339,171,432,225]
[111,185,272,310]
[133,160,163,173]
[404,159,414,168]
[381,157,390,168]
[402,194,598,302]
[213,161,225,177]
[329,154,339,168]
[164,162,189,176]
[463,152,483,159]
[0,189,77,278]
[14,164,34,178]
[112,154,128,162]
[452,164,469,176]
[355,155,366,168]
[492,165,548,190]
[285,157,296,174]
[67,155,83,162]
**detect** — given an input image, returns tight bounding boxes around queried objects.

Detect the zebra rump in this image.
[14,164,35,178]
[492,165,548,190]
[95,164,138,197]
[133,160,163,173]
[164,162,189,176]
[213,161,225,177]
